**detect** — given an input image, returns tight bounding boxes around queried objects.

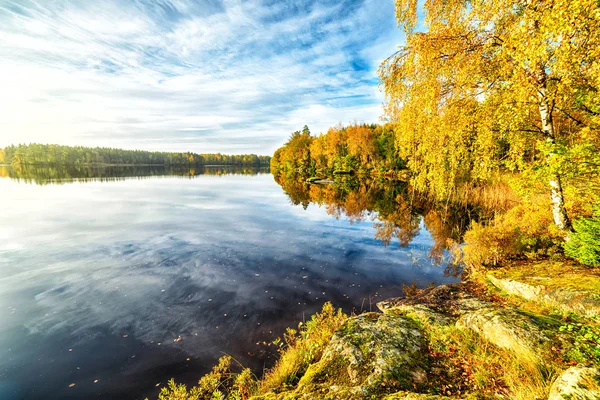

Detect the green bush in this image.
[564,206,600,267]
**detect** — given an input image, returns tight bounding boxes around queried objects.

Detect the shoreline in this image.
[157,259,600,399]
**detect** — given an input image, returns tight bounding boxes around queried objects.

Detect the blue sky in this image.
[0,0,403,154]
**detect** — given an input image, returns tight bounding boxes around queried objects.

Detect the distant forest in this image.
[0,143,271,167]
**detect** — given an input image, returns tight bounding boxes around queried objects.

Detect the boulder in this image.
[547,366,600,400]
[383,392,452,399]
[487,275,600,318]
[377,284,463,314]
[382,304,453,327]
[455,298,549,362]
[293,310,430,398]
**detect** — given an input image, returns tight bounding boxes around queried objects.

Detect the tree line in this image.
[0,164,269,185]
[269,124,404,177]
[0,143,270,167]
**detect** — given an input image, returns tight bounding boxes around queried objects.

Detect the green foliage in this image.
[559,323,600,364]
[2,143,270,167]
[565,206,600,267]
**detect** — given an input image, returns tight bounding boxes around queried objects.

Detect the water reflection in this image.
[0,167,461,400]
[274,173,492,267]
[0,164,269,185]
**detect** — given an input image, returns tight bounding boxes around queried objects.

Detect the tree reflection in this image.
[0,165,269,185]
[274,173,491,272]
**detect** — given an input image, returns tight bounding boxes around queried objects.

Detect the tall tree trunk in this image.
[537,70,571,230]
[549,174,570,230]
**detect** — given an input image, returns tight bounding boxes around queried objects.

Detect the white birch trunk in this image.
[538,78,571,230]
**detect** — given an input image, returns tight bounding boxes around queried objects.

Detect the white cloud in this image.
[0,0,403,154]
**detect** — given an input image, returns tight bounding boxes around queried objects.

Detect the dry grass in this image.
[453,178,521,213]
[418,314,556,400]
[258,302,347,392]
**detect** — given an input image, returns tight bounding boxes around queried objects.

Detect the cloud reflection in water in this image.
[0,170,457,400]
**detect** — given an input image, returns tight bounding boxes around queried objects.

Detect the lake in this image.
[0,165,462,400]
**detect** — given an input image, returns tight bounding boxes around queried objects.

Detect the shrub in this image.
[564,206,600,267]
[461,202,564,270]
[559,323,600,364]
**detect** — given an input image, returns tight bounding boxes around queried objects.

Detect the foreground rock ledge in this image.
[547,366,600,400]
[251,283,600,399]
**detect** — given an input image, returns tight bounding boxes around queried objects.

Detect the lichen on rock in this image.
[292,310,430,398]
[487,274,600,318]
[547,366,600,400]
[455,298,549,362]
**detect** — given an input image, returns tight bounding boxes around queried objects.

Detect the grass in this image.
[154,303,347,400]
[258,302,347,393]
[409,310,556,400]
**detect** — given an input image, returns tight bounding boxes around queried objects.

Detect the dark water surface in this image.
[0,166,459,400]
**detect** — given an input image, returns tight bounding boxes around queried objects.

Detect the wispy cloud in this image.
[0,0,402,153]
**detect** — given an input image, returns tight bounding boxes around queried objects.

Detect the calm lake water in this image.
[0,166,460,400]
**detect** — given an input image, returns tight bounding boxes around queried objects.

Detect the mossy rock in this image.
[455,298,550,363]
[487,272,600,319]
[380,304,453,328]
[377,284,464,315]
[547,366,600,400]
[292,311,430,398]
[383,391,453,399]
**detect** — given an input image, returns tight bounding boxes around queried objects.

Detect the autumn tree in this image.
[270,128,313,175]
[347,123,377,168]
[271,124,405,177]
[380,0,600,230]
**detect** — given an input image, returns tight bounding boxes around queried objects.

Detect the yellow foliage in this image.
[380,0,600,229]
[461,202,565,270]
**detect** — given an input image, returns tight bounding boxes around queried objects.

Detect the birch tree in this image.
[380,0,600,230]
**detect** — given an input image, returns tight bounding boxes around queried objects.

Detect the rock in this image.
[378,283,551,363]
[381,303,453,327]
[487,275,600,318]
[313,179,334,184]
[455,299,549,362]
[377,284,463,313]
[547,366,600,400]
[383,392,452,399]
[294,310,430,398]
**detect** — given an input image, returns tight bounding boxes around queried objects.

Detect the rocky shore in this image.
[250,263,600,399]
